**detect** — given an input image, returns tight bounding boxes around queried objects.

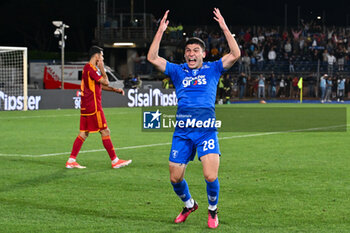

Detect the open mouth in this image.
[188,58,196,66]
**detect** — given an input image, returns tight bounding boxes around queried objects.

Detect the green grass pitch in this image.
[0,104,349,232]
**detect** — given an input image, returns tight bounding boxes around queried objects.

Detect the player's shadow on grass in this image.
[0,157,108,193]
[0,158,179,225]
[1,156,65,169]
[0,196,170,224]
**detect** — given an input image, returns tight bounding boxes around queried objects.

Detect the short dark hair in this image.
[185,37,206,50]
[89,46,103,58]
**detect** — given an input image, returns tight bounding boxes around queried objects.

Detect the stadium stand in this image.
[96,7,350,100]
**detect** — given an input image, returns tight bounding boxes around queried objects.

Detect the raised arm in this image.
[147,10,170,73]
[213,8,241,70]
[97,60,109,86]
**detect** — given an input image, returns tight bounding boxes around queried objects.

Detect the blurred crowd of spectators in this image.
[124,74,142,89]
[216,71,349,102]
[167,22,350,75]
[125,18,350,102]
[160,21,350,101]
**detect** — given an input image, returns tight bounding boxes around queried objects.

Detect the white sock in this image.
[112,158,119,164]
[185,198,194,209]
[208,204,217,211]
[68,158,76,163]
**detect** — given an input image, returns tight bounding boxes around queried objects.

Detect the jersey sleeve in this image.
[214,58,227,74]
[88,66,103,82]
[164,61,179,83]
[211,58,227,82]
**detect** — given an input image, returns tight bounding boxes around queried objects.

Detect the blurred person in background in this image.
[258,74,265,99]
[320,74,327,103]
[337,75,345,102]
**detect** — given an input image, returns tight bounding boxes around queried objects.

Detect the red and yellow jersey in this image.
[80,63,103,115]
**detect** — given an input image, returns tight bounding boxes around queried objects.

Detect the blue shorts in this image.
[169,130,220,164]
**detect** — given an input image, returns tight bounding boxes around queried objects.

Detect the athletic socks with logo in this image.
[206,178,220,206]
[70,135,85,159]
[69,135,119,163]
[172,179,192,203]
[102,136,117,161]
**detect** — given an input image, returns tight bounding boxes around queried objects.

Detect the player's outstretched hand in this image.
[213,8,228,31]
[114,88,125,95]
[158,10,170,33]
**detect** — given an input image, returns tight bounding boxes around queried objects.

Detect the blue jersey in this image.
[327,80,332,89]
[165,59,225,161]
[165,59,226,117]
[338,79,345,90]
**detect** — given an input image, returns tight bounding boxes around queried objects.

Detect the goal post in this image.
[0,46,28,111]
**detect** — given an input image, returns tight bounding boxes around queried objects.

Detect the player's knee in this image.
[106,128,110,134]
[100,128,110,137]
[170,176,183,184]
[79,131,89,139]
[204,174,217,183]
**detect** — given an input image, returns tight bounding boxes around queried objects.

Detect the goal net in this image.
[0,46,28,111]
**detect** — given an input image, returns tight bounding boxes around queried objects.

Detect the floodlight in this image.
[52,21,63,27]
[54,29,61,37]
[51,20,69,90]
[113,42,136,47]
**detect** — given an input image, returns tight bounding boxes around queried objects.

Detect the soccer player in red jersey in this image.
[66,46,132,169]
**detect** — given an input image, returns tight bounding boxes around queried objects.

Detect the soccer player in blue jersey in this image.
[147,8,240,228]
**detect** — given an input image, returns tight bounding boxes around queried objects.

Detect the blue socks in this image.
[172,178,220,208]
[171,179,191,202]
[206,178,220,206]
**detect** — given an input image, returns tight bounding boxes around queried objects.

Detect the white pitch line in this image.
[0,124,347,158]
[0,114,78,120]
[219,124,348,140]
[0,112,130,120]
[0,142,173,158]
